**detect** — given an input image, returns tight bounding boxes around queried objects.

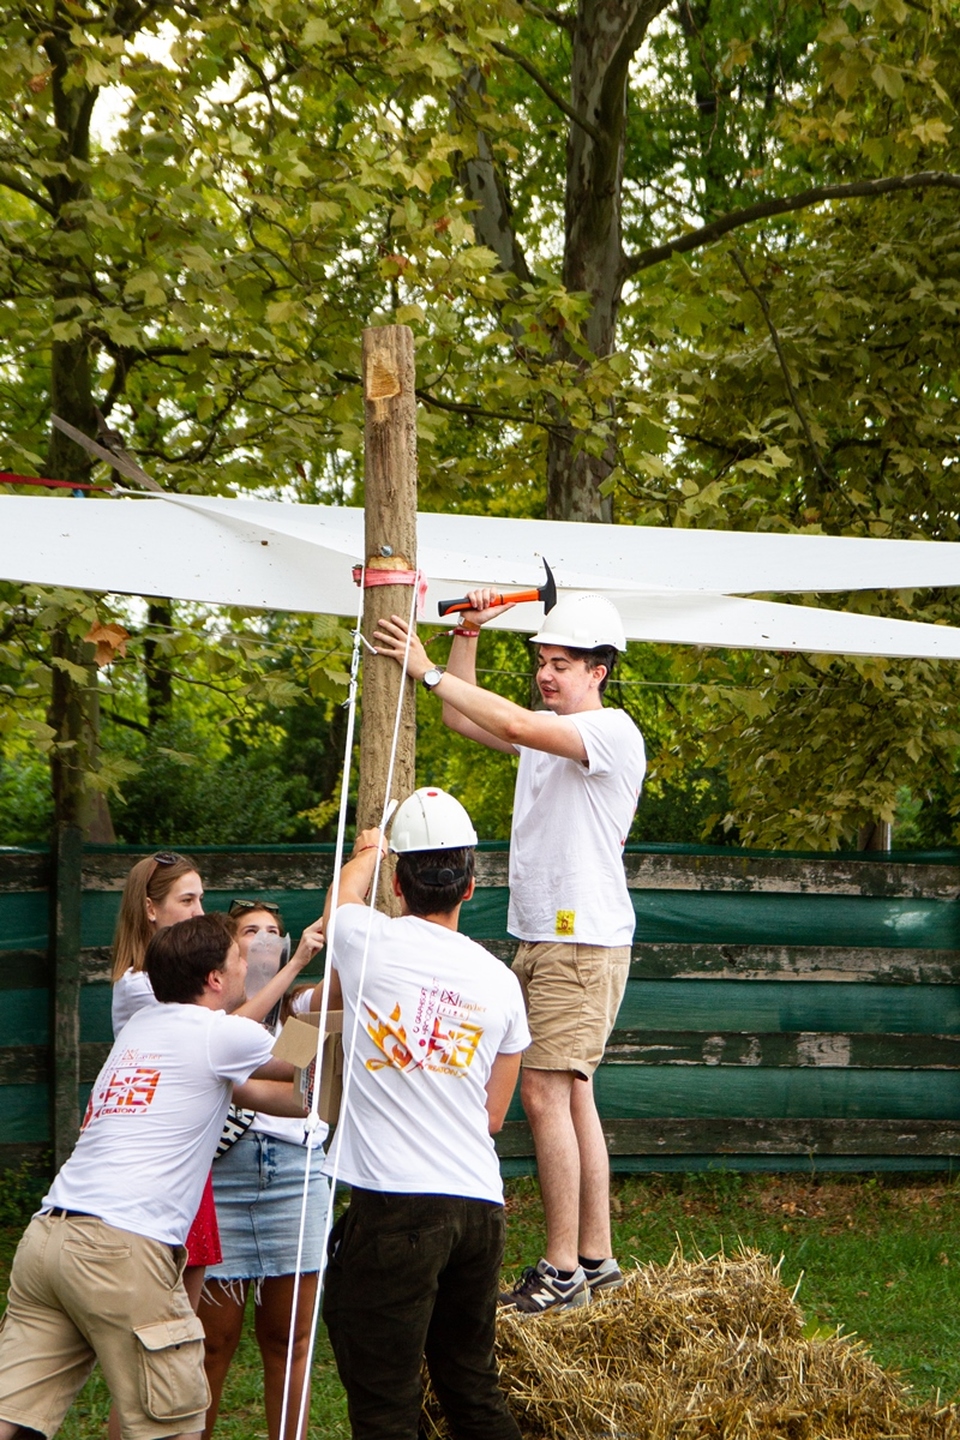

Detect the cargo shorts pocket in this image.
[133,1316,210,1423]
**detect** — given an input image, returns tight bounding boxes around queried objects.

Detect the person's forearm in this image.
[446,628,480,684]
[235,945,313,1024]
[233,1078,306,1117]
[310,967,343,1011]
[246,1056,294,1083]
[431,670,532,747]
[321,832,386,929]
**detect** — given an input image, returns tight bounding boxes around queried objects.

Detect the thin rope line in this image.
[277,573,365,1440]
[285,570,418,1440]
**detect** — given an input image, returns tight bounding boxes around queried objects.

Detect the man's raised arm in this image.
[373,614,588,763]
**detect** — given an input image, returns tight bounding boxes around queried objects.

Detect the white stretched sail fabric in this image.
[3,491,960,659]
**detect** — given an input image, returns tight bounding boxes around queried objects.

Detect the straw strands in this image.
[423,1248,960,1439]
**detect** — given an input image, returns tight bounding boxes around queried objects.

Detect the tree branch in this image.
[625,171,960,276]
[0,166,56,216]
[599,0,672,130]
[730,248,834,492]
[101,706,149,736]
[517,0,575,30]
[492,41,603,143]
[416,385,563,434]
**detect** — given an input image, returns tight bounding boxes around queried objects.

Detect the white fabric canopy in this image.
[3,491,960,659]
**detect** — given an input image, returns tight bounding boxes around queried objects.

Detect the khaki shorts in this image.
[0,1213,209,1440]
[512,941,631,1080]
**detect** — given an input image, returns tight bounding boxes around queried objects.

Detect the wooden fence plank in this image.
[478,940,960,983]
[630,943,960,983]
[496,1117,960,1157]
[604,1030,960,1068]
[623,852,960,898]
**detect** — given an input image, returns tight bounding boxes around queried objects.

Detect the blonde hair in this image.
[111,852,200,982]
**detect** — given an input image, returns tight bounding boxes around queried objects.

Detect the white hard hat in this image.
[389,787,479,853]
[530,592,627,652]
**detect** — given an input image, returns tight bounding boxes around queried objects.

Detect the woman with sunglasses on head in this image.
[199,899,328,1440]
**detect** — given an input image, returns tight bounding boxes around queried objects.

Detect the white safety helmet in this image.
[530,592,627,652]
[389,787,479,853]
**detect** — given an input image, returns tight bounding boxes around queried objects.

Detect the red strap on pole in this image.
[0,472,110,493]
[351,564,427,618]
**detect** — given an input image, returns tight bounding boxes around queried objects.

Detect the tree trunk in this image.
[145,600,174,728]
[550,0,669,520]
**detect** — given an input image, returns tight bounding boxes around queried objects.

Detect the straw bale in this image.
[422,1248,960,1440]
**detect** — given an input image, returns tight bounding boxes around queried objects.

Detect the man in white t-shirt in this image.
[0,913,302,1440]
[374,593,645,1315]
[320,788,529,1440]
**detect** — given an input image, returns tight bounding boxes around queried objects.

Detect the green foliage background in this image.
[1,0,960,848]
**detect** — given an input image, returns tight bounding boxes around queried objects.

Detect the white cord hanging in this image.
[279,566,419,1440]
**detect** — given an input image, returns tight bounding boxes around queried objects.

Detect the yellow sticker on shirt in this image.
[555,910,576,936]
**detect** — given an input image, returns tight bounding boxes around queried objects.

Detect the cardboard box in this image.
[273,1009,343,1127]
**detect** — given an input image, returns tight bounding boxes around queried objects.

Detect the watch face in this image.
[424,667,443,688]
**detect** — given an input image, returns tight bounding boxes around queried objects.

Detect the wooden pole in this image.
[358,325,418,911]
[50,822,82,1169]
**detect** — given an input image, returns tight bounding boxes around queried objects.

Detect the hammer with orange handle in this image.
[437,558,557,619]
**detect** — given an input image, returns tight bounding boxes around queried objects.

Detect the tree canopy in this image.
[2,0,960,849]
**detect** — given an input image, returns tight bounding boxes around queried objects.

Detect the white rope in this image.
[279,568,418,1440]
[276,574,363,1440]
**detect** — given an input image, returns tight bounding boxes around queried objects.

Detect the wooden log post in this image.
[50,822,82,1170]
[358,325,418,912]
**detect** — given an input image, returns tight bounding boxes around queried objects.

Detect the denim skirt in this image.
[207,1129,330,1281]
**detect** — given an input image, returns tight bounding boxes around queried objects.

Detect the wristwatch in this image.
[422,666,445,691]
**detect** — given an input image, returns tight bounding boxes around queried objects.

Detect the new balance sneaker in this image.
[580,1257,624,1295]
[499,1259,589,1315]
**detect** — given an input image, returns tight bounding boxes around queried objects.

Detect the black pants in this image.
[322,1189,522,1440]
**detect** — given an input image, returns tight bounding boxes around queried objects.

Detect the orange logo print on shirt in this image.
[365,984,485,1077]
[87,1066,162,1122]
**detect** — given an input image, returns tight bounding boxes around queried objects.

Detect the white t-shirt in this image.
[114,966,322,1148]
[325,905,530,1204]
[45,1005,275,1245]
[112,967,157,1034]
[509,707,646,946]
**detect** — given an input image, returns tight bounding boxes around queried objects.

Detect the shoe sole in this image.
[511,1289,590,1315]
[586,1273,624,1295]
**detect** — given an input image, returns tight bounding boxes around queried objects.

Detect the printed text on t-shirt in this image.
[364,981,486,1076]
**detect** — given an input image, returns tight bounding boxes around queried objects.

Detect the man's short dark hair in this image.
[395,847,475,917]
[560,644,619,696]
[145,913,235,1004]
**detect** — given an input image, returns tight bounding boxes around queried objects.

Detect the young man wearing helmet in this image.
[320,787,529,1440]
[374,593,645,1315]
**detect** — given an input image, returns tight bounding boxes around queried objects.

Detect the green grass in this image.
[2,1173,960,1436]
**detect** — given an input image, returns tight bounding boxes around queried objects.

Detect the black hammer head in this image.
[540,558,557,613]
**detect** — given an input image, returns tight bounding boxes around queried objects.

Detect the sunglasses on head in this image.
[228,899,282,918]
[152,851,188,867]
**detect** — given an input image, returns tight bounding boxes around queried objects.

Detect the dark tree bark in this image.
[144,600,175,728]
[40,3,115,844]
[460,1,671,522]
